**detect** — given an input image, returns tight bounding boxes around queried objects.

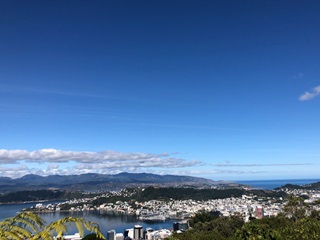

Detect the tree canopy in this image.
[169,196,320,240]
[0,212,105,240]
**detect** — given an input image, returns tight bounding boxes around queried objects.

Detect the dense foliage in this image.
[0,212,105,240]
[82,233,105,240]
[137,187,246,201]
[0,186,289,205]
[275,181,320,190]
[132,187,286,202]
[0,190,65,203]
[169,196,320,240]
[0,190,99,203]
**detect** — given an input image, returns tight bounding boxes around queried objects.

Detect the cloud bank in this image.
[0,148,199,166]
[0,148,203,178]
[0,149,310,179]
[299,85,320,101]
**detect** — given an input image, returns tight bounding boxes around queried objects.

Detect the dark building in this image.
[173,221,189,232]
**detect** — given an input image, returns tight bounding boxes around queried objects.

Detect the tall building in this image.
[173,221,189,232]
[107,229,116,240]
[255,206,264,219]
[133,225,143,239]
[173,222,179,231]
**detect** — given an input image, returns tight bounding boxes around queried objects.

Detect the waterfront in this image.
[0,203,175,236]
[0,201,62,221]
[1,178,320,236]
[39,211,175,235]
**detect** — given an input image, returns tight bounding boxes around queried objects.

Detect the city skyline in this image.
[0,1,319,180]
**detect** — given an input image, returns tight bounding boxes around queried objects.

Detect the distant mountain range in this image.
[0,172,238,193]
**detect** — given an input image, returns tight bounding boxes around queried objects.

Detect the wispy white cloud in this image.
[0,148,200,167]
[0,149,156,163]
[2,149,310,179]
[299,85,320,101]
[0,165,72,178]
[0,165,30,178]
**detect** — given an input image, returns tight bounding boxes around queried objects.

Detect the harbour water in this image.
[38,211,176,236]
[1,179,320,236]
[0,203,175,236]
[0,202,38,221]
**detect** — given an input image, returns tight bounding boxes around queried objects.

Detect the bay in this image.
[0,201,61,221]
[0,202,175,237]
[2,178,320,236]
[38,211,175,236]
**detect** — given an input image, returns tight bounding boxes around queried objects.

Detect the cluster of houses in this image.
[37,187,320,240]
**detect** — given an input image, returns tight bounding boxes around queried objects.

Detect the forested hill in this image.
[0,190,100,203]
[276,181,320,190]
[0,187,287,204]
[0,172,232,193]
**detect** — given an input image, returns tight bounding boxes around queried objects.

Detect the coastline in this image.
[0,199,64,205]
[1,178,320,205]
[235,178,320,190]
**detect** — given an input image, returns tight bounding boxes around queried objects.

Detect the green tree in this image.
[82,233,105,240]
[0,212,105,240]
[280,217,320,240]
[0,212,45,240]
[32,216,105,240]
[283,196,308,220]
[172,213,244,240]
[235,222,281,240]
[190,211,219,226]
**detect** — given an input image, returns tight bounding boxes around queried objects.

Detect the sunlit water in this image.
[236,178,320,190]
[0,203,175,236]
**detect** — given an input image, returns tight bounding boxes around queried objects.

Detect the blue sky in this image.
[0,1,319,180]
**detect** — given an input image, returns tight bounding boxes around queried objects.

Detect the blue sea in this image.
[236,178,320,190]
[0,202,175,237]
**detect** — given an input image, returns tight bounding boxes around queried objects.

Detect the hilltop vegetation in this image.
[0,187,288,204]
[0,212,105,240]
[134,187,286,201]
[276,181,320,190]
[0,190,99,204]
[169,197,320,240]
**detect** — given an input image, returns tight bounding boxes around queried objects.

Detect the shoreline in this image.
[0,199,64,205]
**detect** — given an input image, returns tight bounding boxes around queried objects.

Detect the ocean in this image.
[236,178,320,190]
